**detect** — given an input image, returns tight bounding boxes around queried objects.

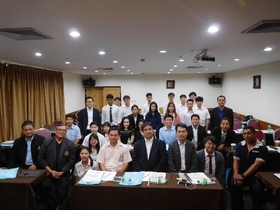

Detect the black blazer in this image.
[187,125,207,150]
[127,114,144,130]
[209,106,233,130]
[78,107,101,136]
[38,137,75,176]
[8,134,45,168]
[211,127,236,147]
[133,138,167,172]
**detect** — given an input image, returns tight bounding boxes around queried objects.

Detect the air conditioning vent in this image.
[241,20,280,34]
[0,27,53,40]
[97,68,114,71]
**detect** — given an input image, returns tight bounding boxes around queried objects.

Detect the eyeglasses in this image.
[56,129,67,132]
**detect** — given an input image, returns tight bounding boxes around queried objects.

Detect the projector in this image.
[194,56,215,63]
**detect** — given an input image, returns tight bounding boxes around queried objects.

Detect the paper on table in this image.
[0,167,19,180]
[274,173,280,179]
[81,170,104,183]
[186,172,213,184]
[102,171,116,181]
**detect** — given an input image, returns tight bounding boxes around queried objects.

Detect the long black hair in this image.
[87,133,100,154]
[79,146,93,167]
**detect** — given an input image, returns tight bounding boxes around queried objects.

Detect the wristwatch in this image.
[240,173,245,179]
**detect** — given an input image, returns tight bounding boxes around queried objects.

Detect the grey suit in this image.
[168,140,197,172]
[196,149,225,186]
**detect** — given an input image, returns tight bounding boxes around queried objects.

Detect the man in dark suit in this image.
[168,123,197,172]
[197,136,225,186]
[8,120,45,169]
[133,122,167,172]
[38,124,75,210]
[127,104,144,131]
[187,114,207,150]
[77,96,101,138]
[209,95,233,130]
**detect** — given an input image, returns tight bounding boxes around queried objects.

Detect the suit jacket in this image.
[133,138,167,172]
[8,134,45,168]
[211,127,236,147]
[127,114,144,130]
[209,106,233,130]
[38,137,75,176]
[187,125,207,150]
[78,107,101,136]
[168,140,197,172]
[196,149,225,186]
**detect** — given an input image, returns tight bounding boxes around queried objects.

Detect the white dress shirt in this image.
[87,108,93,130]
[82,132,107,148]
[194,106,210,127]
[204,149,216,175]
[178,140,186,171]
[120,104,132,119]
[101,104,121,125]
[181,110,196,126]
[145,138,153,159]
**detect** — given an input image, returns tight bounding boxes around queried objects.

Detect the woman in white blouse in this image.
[86,133,101,161]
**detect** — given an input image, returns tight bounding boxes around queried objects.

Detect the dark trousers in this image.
[230,175,264,210]
[41,175,70,210]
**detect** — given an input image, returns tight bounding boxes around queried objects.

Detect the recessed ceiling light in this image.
[179,56,184,62]
[159,50,167,53]
[167,72,170,74]
[264,47,272,52]
[69,31,80,37]
[208,26,219,33]
[103,72,106,75]
[217,64,221,67]
[99,51,105,55]
[121,66,125,68]
[95,70,99,73]
[173,65,178,68]
[130,72,134,74]
[35,52,42,56]
[127,69,130,72]
[234,58,240,61]
[113,61,118,63]
[206,69,209,71]
[83,67,87,69]
[198,72,201,73]
[65,61,70,64]
[170,69,173,71]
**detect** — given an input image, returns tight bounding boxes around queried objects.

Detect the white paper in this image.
[82,170,104,182]
[142,172,166,182]
[186,172,213,184]
[102,171,116,181]
[274,173,280,179]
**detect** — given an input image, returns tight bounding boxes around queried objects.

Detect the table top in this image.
[256,172,280,196]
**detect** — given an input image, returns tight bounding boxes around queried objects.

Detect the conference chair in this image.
[274,128,280,140]
[247,119,260,130]
[255,129,265,141]
[36,128,51,138]
[53,119,63,127]
[233,112,241,120]
[233,119,242,130]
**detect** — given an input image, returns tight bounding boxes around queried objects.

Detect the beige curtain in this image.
[0,63,65,142]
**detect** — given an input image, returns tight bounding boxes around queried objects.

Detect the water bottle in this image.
[127,138,131,150]
[268,125,272,134]
[241,125,244,134]
[41,124,44,128]
[262,138,266,146]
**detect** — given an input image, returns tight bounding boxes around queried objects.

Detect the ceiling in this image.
[1,0,280,76]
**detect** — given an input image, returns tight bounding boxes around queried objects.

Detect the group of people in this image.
[7,91,268,210]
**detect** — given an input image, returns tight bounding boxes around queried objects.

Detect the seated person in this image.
[168,123,197,172]
[127,104,144,130]
[197,136,225,186]
[9,120,45,169]
[86,133,100,161]
[134,119,145,144]
[186,114,207,150]
[101,122,111,141]
[133,122,167,172]
[97,127,132,172]
[230,126,268,210]
[73,147,99,182]
[159,115,177,145]
[82,122,107,148]
[119,117,135,144]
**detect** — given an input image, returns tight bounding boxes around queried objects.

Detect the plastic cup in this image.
[275,140,280,147]
[231,143,236,152]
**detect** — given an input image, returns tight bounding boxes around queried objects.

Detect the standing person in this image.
[142,93,153,119]
[38,124,75,210]
[163,92,179,113]
[165,102,181,126]
[120,95,132,119]
[65,114,81,146]
[133,122,167,172]
[114,97,121,107]
[9,120,45,169]
[159,115,177,145]
[194,96,210,130]
[127,104,144,131]
[87,133,101,161]
[78,96,101,138]
[187,114,207,150]
[82,122,107,148]
[73,147,99,182]
[119,117,135,144]
[177,94,187,118]
[181,99,196,126]
[134,119,145,143]
[145,101,162,138]
[189,91,197,109]
[210,95,233,130]
[197,136,225,186]
[168,123,197,173]
[230,126,268,210]
[97,127,132,172]
[101,94,121,126]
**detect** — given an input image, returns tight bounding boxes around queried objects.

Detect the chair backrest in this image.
[274,128,280,140]
[247,119,260,130]
[53,119,63,127]
[159,107,164,114]
[255,129,265,141]
[233,119,242,130]
[233,112,241,120]
[36,129,51,138]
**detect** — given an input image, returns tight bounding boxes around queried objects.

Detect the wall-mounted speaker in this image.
[208,76,221,85]
[83,78,96,87]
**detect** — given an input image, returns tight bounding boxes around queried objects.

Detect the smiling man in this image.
[168,123,197,172]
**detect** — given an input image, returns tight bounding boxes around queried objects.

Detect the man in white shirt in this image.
[189,91,197,109]
[194,96,210,130]
[181,99,196,126]
[82,122,107,148]
[114,97,121,107]
[120,95,132,119]
[102,94,121,126]
[177,94,187,118]
[163,92,179,113]
[142,92,153,118]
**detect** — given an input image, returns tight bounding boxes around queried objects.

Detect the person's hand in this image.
[28,164,37,170]
[233,173,244,186]
[218,144,224,151]
[54,171,64,178]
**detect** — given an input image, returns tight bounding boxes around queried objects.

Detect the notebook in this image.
[18,170,42,178]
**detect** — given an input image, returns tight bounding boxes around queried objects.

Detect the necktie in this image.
[221,133,226,143]
[109,107,113,123]
[208,155,213,174]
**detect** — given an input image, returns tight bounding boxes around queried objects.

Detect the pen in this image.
[143,173,151,179]
[103,173,111,179]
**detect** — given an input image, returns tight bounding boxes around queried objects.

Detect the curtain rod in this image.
[0,59,60,72]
